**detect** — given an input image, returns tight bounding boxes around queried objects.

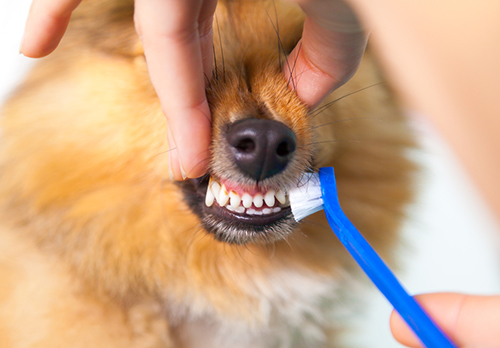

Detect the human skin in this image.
[340,1,500,346]
[390,293,500,347]
[346,0,500,223]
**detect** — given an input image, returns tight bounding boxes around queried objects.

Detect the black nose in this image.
[226,118,296,181]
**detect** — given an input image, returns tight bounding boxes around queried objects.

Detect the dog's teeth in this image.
[208,178,288,215]
[264,190,275,207]
[211,180,221,198]
[218,185,230,206]
[229,191,241,209]
[275,190,286,204]
[242,193,253,208]
[205,186,215,207]
[253,194,263,208]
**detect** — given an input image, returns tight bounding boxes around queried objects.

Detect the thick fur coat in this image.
[0,0,415,347]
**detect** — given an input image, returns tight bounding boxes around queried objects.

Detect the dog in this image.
[0,0,415,347]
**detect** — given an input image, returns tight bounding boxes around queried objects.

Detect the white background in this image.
[2,1,500,347]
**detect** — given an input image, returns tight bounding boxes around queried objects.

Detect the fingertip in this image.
[168,149,210,181]
[21,13,70,58]
[21,35,61,58]
[167,118,211,181]
[389,310,423,348]
[181,157,209,179]
[176,125,211,180]
[283,17,367,109]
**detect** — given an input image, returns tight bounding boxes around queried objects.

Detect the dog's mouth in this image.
[178,174,297,244]
[205,175,290,221]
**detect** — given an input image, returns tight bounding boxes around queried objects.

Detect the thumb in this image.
[390,293,500,348]
[284,0,367,108]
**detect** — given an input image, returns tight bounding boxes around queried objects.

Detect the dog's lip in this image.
[205,200,291,226]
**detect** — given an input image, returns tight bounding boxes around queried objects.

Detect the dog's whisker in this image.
[288,41,302,89]
[311,117,382,130]
[215,14,226,82]
[311,82,384,118]
[152,150,172,159]
[271,0,282,67]
[281,235,295,252]
[266,241,277,259]
[264,6,295,90]
[183,152,211,179]
[307,139,364,146]
[213,43,219,80]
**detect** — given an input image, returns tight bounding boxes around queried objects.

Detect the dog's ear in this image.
[64,0,141,57]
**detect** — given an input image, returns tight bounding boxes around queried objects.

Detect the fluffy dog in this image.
[0,0,415,347]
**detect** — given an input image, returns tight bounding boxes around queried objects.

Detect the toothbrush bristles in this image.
[289,172,324,222]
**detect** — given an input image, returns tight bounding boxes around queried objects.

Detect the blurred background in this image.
[1,1,500,347]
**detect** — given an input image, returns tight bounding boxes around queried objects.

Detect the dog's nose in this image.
[226,118,296,181]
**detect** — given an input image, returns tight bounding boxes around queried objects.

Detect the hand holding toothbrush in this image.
[290,168,500,348]
[391,293,500,348]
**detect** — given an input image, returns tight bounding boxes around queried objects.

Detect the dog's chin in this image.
[177,174,298,245]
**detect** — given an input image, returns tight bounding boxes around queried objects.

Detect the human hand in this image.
[20,0,217,180]
[284,0,368,108]
[390,293,500,347]
[20,0,368,179]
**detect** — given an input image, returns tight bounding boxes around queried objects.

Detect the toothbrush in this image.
[289,167,457,348]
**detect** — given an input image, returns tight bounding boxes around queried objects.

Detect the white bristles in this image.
[289,172,324,222]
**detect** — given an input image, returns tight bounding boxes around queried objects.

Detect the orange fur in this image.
[0,0,416,347]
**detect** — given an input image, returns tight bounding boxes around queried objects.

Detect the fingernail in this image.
[168,159,174,181]
[19,33,25,55]
[179,162,188,180]
[166,127,177,180]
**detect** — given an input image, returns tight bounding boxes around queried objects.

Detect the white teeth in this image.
[229,191,241,209]
[264,190,276,207]
[242,193,253,208]
[253,194,264,208]
[275,190,286,205]
[211,181,221,198]
[205,177,290,214]
[205,187,215,207]
[218,185,230,206]
[225,204,245,214]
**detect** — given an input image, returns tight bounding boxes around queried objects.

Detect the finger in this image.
[135,0,215,180]
[284,0,367,108]
[199,0,217,79]
[390,293,500,348]
[21,0,82,57]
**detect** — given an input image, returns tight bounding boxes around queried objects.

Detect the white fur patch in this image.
[172,267,366,348]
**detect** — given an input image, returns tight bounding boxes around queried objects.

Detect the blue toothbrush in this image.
[289,167,457,348]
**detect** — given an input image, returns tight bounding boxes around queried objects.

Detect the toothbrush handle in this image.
[319,167,457,348]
